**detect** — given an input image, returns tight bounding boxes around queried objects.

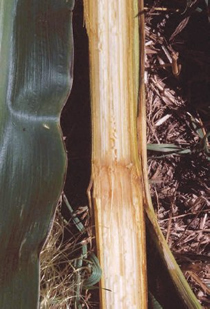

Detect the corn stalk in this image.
[84,1,147,308]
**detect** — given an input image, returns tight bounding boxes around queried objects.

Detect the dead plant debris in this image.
[145,0,210,307]
[40,200,95,309]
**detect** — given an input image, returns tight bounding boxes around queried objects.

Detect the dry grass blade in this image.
[40,204,92,309]
[170,16,190,42]
[40,209,75,308]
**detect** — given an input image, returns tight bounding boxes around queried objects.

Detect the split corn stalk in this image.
[84,1,147,308]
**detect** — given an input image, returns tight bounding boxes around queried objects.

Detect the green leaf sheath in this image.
[0,1,74,308]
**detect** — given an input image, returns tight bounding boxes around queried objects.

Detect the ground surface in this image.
[145,1,210,307]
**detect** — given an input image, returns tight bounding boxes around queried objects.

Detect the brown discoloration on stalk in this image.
[92,163,146,308]
[84,0,147,307]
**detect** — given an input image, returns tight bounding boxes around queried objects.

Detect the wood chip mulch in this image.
[145,0,210,306]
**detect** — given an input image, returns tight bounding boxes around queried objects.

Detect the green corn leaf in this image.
[188,114,205,139]
[83,253,102,288]
[63,195,102,290]
[147,143,191,155]
[0,1,74,308]
[149,292,164,309]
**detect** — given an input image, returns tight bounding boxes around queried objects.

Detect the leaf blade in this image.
[0,1,74,308]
